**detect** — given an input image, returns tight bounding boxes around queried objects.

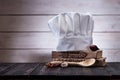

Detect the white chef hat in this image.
[48,12,94,51]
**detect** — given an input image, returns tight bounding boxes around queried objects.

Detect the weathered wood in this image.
[93,33,120,49]
[0,0,120,14]
[105,62,120,75]
[0,50,52,63]
[0,0,120,64]
[2,64,26,75]
[0,16,52,31]
[0,50,119,62]
[94,16,120,32]
[0,0,119,64]
[0,63,119,80]
[87,67,110,76]
[30,63,45,75]
[0,33,120,49]
[40,66,60,75]
[0,33,56,48]
[59,67,83,75]
[0,63,15,73]
[0,63,17,74]
[0,16,120,32]
[4,63,38,75]
[103,50,120,62]
[56,65,110,76]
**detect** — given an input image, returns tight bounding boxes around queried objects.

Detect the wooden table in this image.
[0,62,119,80]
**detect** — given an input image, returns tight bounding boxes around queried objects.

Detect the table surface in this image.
[0,62,119,80]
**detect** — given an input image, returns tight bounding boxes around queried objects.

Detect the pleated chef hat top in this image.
[48,12,94,51]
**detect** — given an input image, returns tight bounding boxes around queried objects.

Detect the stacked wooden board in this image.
[46,45,106,67]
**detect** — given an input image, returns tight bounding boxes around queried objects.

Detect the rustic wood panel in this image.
[0,0,120,14]
[0,0,120,63]
[103,50,120,62]
[0,50,52,62]
[0,64,15,73]
[0,50,119,62]
[40,66,60,75]
[35,63,110,80]
[94,16,120,32]
[4,63,38,75]
[58,67,109,76]
[0,63,120,80]
[0,33,56,48]
[0,33,120,49]
[0,16,120,32]
[0,64,17,75]
[30,63,45,75]
[0,16,52,31]
[105,62,120,75]
[93,33,120,49]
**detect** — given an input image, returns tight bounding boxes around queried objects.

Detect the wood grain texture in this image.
[94,16,120,32]
[30,63,45,75]
[4,63,39,75]
[39,64,109,77]
[105,62,120,75]
[0,0,120,62]
[0,0,120,14]
[0,16,120,32]
[40,66,60,75]
[0,50,52,62]
[0,16,52,31]
[0,33,120,49]
[0,50,119,62]
[0,63,120,80]
[59,67,109,76]
[0,64,17,75]
[0,33,56,48]
[0,64,15,73]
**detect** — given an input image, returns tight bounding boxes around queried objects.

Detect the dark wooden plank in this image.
[0,0,120,14]
[0,63,15,72]
[39,64,109,76]
[4,63,39,75]
[30,63,45,75]
[39,66,60,75]
[39,65,110,80]
[58,66,110,76]
[106,62,120,75]
[0,63,17,75]
[59,67,84,75]
[0,63,119,80]
[105,63,120,80]
[88,67,110,76]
